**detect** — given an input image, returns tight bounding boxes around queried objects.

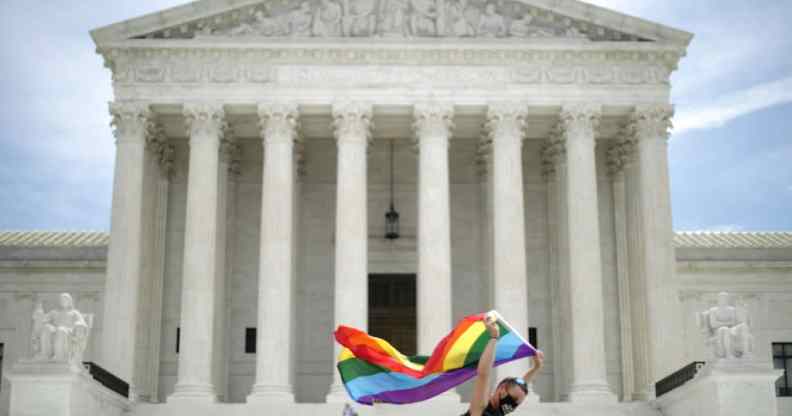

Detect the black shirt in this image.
[461,403,504,416]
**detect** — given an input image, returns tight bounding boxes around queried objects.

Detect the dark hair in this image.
[498,377,528,394]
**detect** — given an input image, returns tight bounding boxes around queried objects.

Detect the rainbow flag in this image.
[334,311,536,405]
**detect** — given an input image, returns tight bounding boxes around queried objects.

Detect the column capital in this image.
[331,101,373,145]
[147,125,176,177]
[541,134,566,179]
[485,102,528,144]
[183,102,227,142]
[109,101,154,143]
[413,102,454,145]
[257,102,300,145]
[606,139,635,178]
[559,104,601,141]
[628,104,674,141]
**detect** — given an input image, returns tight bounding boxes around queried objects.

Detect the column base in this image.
[247,383,295,403]
[325,384,351,403]
[167,383,218,403]
[568,381,617,403]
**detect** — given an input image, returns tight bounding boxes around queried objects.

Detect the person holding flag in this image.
[333,310,543,411]
[463,314,544,416]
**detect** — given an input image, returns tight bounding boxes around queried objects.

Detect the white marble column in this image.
[413,103,459,401]
[629,104,682,391]
[212,139,237,402]
[169,103,226,402]
[103,102,153,390]
[485,103,534,390]
[541,137,567,401]
[624,137,651,401]
[219,143,240,403]
[141,128,173,403]
[559,104,617,403]
[607,140,635,401]
[326,102,373,401]
[248,103,300,403]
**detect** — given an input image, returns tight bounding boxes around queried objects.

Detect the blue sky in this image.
[0,1,790,232]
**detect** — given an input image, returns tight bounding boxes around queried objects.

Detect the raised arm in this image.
[521,350,544,383]
[469,315,500,416]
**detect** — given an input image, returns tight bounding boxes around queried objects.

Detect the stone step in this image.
[134,401,662,416]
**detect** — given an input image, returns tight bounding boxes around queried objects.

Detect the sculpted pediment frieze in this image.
[133,0,649,42]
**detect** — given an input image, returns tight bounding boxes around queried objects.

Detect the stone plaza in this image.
[1,0,791,415]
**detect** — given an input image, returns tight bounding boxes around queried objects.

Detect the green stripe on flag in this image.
[338,357,388,382]
[462,321,510,368]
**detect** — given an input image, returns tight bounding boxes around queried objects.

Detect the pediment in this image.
[91,0,692,46]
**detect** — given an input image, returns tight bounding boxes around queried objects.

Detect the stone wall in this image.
[674,245,792,415]
[0,247,106,416]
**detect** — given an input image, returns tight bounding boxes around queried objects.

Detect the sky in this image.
[0,0,790,232]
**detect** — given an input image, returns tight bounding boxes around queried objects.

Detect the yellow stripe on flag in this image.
[373,337,425,371]
[442,321,486,370]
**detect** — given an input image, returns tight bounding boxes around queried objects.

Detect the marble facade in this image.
[1,1,791,415]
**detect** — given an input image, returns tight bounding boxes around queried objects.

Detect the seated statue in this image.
[31,293,91,368]
[697,292,753,359]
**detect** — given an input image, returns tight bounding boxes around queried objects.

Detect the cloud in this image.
[673,75,792,134]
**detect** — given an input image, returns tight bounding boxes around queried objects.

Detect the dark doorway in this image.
[368,274,417,356]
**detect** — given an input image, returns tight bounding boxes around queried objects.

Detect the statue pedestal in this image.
[654,360,784,416]
[6,361,132,416]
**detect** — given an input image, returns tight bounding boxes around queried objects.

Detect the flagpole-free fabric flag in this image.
[334,310,537,405]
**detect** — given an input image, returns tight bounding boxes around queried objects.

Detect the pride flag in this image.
[334,311,536,405]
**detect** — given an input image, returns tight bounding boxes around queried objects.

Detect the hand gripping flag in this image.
[333,311,537,405]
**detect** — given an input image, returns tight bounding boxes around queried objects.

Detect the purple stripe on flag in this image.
[355,348,536,405]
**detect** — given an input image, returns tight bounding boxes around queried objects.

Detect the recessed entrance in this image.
[368,274,417,356]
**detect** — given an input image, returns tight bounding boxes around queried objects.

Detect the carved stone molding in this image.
[109,101,154,143]
[257,102,300,145]
[558,103,601,142]
[627,104,674,141]
[183,102,227,142]
[413,102,454,146]
[100,47,680,88]
[331,102,373,145]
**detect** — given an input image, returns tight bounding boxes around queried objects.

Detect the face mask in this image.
[499,394,519,414]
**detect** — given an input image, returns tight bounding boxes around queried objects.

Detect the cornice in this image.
[99,43,681,91]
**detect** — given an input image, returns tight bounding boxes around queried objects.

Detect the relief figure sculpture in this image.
[410,0,440,36]
[343,0,377,36]
[378,0,410,36]
[290,1,315,37]
[313,0,343,37]
[478,3,505,37]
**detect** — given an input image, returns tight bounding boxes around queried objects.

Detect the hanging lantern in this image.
[385,139,400,240]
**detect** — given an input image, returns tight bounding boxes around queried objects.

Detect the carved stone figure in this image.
[378,0,410,36]
[229,10,288,37]
[509,14,554,38]
[313,0,344,37]
[410,0,440,36]
[31,293,92,368]
[697,292,753,359]
[290,2,315,37]
[343,0,377,36]
[445,0,472,36]
[477,3,505,38]
[562,18,588,39]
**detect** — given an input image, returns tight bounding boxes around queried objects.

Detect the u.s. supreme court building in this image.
[1,1,791,415]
